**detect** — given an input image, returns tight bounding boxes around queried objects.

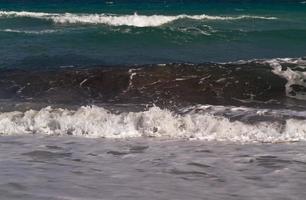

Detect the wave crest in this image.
[0,11,278,27]
[265,58,306,100]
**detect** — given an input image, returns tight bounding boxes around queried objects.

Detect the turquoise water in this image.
[0,0,306,68]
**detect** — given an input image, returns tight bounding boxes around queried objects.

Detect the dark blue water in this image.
[0,0,306,68]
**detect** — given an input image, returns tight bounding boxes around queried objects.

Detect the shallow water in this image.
[1,136,306,200]
[1,1,306,199]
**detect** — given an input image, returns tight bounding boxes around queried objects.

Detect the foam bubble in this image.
[0,11,278,27]
[0,105,305,143]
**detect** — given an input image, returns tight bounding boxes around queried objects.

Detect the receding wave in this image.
[0,11,278,27]
[0,105,306,143]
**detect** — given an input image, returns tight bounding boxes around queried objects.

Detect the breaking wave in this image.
[0,11,278,27]
[268,58,306,100]
[0,57,306,143]
[0,105,306,143]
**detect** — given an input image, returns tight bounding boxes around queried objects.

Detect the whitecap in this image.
[264,58,306,100]
[0,11,278,27]
[0,105,305,143]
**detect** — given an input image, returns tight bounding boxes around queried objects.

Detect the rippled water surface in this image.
[1,0,306,67]
[1,136,306,200]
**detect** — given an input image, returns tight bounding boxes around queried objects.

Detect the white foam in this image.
[0,11,55,18]
[265,58,306,100]
[0,28,59,34]
[176,25,215,36]
[0,11,278,27]
[0,105,306,143]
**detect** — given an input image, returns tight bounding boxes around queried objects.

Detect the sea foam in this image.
[0,105,306,143]
[0,11,277,27]
[265,58,306,100]
[0,28,59,34]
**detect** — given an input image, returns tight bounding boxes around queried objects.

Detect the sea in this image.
[1,0,306,199]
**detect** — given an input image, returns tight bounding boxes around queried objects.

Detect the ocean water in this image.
[0,0,306,67]
[1,0,306,199]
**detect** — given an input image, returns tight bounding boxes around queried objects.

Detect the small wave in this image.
[0,105,305,143]
[0,11,278,27]
[175,25,217,36]
[0,28,59,34]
